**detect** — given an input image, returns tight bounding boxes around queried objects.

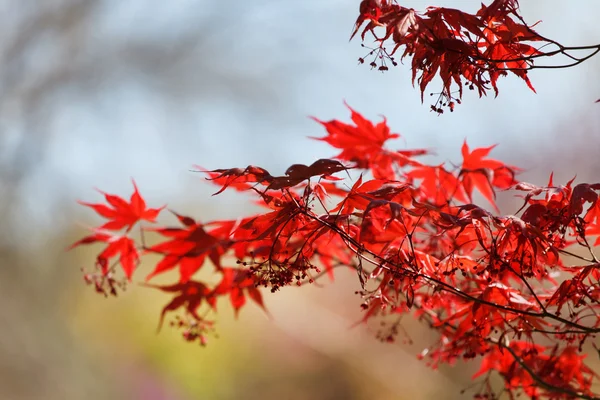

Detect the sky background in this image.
[6,0,600,232]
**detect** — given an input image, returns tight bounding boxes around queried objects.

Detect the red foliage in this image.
[70,1,600,399]
[352,0,599,113]
[143,211,228,283]
[311,102,426,179]
[77,180,163,231]
[352,0,545,110]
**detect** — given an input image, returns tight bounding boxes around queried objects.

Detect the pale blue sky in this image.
[5,0,599,235]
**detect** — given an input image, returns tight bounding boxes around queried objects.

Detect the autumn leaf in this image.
[143,281,216,331]
[212,268,267,317]
[267,159,351,191]
[78,180,164,231]
[407,164,468,204]
[311,103,399,154]
[351,0,550,108]
[350,0,384,41]
[145,212,229,283]
[459,140,517,211]
[203,165,273,195]
[70,230,139,280]
[312,103,426,179]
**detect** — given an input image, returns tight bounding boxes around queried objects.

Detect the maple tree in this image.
[71,1,600,399]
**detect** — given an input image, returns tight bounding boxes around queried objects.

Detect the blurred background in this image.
[0,0,598,399]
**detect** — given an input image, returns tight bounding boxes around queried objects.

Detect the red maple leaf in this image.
[351,1,548,110]
[145,211,228,283]
[407,164,468,205]
[144,280,216,331]
[459,140,517,211]
[311,103,425,179]
[78,180,164,231]
[70,230,139,280]
[202,165,273,195]
[212,268,266,317]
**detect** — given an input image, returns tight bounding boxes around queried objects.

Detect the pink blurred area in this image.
[0,1,598,399]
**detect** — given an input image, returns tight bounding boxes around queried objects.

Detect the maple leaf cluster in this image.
[352,0,553,112]
[71,182,163,293]
[72,185,267,343]
[70,0,600,398]
[74,104,600,398]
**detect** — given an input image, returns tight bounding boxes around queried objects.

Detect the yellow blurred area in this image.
[66,242,470,400]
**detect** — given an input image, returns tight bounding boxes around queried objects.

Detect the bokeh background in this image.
[0,0,599,399]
